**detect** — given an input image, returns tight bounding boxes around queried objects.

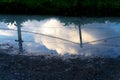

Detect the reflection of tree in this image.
[59,17,120,25]
[0,0,120,16]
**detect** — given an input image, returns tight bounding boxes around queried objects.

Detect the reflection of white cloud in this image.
[0,30,14,36]
[1,19,120,57]
[0,21,17,36]
[7,21,17,29]
[22,19,120,57]
[22,18,96,55]
[0,21,17,29]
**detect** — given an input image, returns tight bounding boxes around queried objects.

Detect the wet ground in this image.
[0,52,120,80]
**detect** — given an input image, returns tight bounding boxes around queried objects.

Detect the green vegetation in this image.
[0,0,120,16]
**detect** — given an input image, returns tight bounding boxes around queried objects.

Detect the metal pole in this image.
[78,24,83,48]
[17,24,23,53]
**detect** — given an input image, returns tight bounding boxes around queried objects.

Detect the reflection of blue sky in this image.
[110,23,120,33]
[0,21,17,45]
[0,17,120,57]
[82,22,120,40]
[22,32,34,42]
[23,42,57,55]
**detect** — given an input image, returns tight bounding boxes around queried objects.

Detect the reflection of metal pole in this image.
[78,24,83,48]
[16,25,23,53]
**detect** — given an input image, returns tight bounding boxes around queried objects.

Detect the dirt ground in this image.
[0,52,120,80]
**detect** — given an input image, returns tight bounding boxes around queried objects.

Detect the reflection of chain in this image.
[0,28,79,45]
[1,27,120,47]
[83,36,120,45]
[99,43,120,47]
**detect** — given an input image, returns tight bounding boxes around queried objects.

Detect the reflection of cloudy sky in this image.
[0,21,17,44]
[0,18,120,57]
[82,22,120,42]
